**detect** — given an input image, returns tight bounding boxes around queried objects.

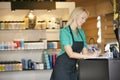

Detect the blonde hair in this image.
[66,7,89,26]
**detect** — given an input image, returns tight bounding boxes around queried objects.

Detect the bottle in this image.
[109,52,113,59]
[106,51,113,59]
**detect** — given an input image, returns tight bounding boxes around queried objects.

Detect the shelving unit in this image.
[0,29,46,70]
[0,29,46,42]
[0,69,52,80]
[46,29,60,41]
[0,29,60,80]
[0,1,74,80]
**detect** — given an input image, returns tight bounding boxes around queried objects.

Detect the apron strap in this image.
[69,26,75,42]
[69,26,84,42]
[77,28,84,41]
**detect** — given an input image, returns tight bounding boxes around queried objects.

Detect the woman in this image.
[50,7,100,80]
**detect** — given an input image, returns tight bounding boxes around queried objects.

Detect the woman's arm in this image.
[64,46,99,59]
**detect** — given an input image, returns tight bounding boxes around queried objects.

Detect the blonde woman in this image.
[50,7,100,80]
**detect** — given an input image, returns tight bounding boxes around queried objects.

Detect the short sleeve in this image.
[59,29,71,47]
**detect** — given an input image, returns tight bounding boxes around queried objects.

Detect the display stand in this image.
[116,0,120,53]
[113,0,120,53]
[118,11,120,52]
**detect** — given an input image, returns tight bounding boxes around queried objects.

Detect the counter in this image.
[78,58,120,80]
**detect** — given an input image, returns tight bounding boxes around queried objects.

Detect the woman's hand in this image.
[90,49,101,57]
[91,52,100,57]
[82,47,101,58]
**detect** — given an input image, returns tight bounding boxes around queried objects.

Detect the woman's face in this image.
[76,12,88,26]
